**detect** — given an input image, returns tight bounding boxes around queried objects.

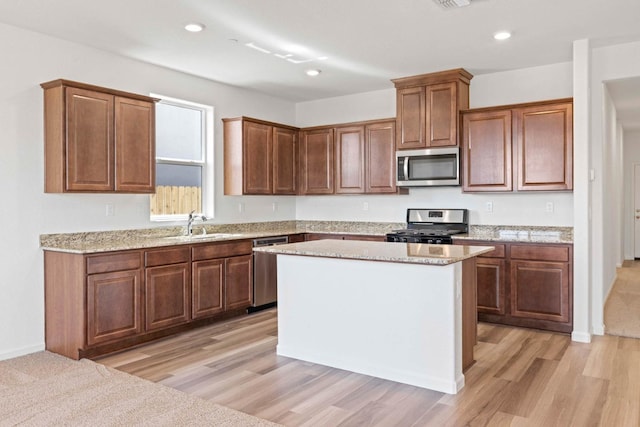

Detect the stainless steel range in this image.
[386,208,468,244]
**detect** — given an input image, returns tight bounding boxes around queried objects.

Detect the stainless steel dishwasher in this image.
[251,235,289,310]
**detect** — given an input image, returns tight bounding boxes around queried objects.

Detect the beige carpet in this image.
[0,351,280,426]
[604,260,640,338]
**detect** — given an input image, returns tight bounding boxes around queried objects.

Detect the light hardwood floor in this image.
[97,309,640,426]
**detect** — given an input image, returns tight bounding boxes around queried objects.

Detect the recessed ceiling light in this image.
[306,69,321,77]
[185,23,205,33]
[494,31,511,41]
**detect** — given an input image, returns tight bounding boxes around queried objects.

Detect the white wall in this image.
[623,130,640,259]
[295,63,574,226]
[0,23,299,360]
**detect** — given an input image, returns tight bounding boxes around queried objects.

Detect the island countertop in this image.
[253,239,494,266]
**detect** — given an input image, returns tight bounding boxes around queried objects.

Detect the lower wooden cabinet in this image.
[224,255,253,310]
[455,239,572,333]
[192,259,224,319]
[87,269,142,346]
[476,257,507,316]
[44,239,254,360]
[145,263,190,331]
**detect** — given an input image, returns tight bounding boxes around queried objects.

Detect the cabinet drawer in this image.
[192,240,252,261]
[510,245,570,262]
[87,251,141,275]
[458,240,505,258]
[145,247,190,267]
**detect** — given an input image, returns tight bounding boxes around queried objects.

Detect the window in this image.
[150,95,213,221]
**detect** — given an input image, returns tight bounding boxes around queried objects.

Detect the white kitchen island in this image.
[254,239,493,394]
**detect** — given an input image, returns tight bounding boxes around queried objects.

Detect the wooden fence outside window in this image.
[150,185,202,216]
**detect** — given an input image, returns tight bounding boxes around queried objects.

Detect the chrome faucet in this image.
[187,210,207,236]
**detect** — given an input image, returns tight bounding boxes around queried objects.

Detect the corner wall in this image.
[0,23,298,360]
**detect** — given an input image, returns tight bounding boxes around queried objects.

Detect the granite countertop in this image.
[453,225,573,244]
[40,221,573,254]
[39,220,402,254]
[254,239,495,266]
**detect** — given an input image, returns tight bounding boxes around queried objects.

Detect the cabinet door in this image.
[396,87,425,150]
[299,128,334,194]
[514,102,573,191]
[65,87,114,191]
[510,260,570,323]
[192,259,224,319]
[476,257,507,315]
[115,97,155,193]
[365,121,396,194]
[145,263,190,331]
[243,121,273,194]
[462,110,513,192]
[87,269,142,345]
[426,82,457,147]
[335,126,365,194]
[273,126,297,194]
[225,255,253,310]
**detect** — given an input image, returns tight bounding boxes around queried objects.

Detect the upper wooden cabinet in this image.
[299,127,335,195]
[335,126,365,194]
[461,109,513,192]
[365,120,397,194]
[223,117,298,195]
[300,119,397,195]
[392,69,472,150]
[41,79,156,193]
[462,99,573,193]
[514,102,573,191]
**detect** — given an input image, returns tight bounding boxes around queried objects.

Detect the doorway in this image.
[635,163,640,259]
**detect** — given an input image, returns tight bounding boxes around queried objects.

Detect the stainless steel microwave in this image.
[396,147,460,187]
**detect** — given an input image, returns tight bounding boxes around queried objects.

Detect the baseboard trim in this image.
[0,344,45,362]
[571,331,592,343]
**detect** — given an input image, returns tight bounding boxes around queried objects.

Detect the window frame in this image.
[150,94,214,222]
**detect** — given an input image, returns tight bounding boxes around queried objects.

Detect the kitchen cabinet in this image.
[300,119,397,195]
[365,121,397,193]
[299,127,335,194]
[44,239,254,360]
[191,240,253,313]
[461,99,573,193]
[41,79,156,193]
[392,69,472,150]
[514,102,573,191]
[144,247,191,331]
[223,117,298,195]
[86,252,143,346]
[454,239,572,333]
[461,110,513,192]
[510,244,571,324]
[192,259,224,319]
[335,126,365,194]
[464,241,507,316]
[224,255,253,310]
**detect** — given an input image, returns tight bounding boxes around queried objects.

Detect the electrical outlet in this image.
[485,201,493,213]
[105,204,114,216]
[545,202,554,213]
[363,202,369,211]
[272,202,278,212]
[238,202,245,213]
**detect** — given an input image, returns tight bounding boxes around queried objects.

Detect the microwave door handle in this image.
[403,157,409,181]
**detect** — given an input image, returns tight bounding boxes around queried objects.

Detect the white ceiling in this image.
[1,0,640,128]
